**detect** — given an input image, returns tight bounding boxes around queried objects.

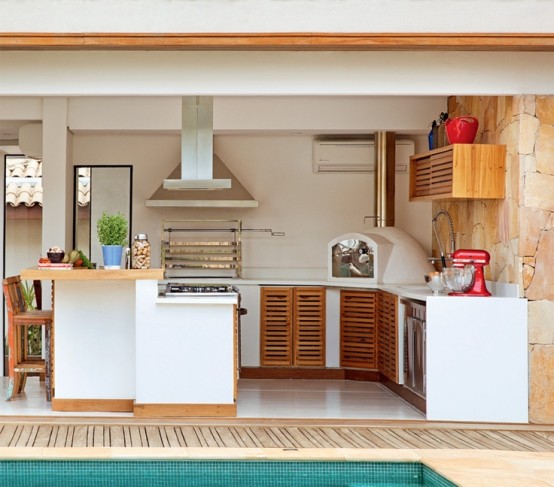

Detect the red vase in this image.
[445,116,479,144]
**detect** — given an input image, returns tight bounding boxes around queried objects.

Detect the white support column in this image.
[41,98,73,308]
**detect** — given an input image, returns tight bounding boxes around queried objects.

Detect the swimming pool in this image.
[0,460,456,486]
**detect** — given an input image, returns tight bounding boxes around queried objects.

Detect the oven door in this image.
[405,315,426,399]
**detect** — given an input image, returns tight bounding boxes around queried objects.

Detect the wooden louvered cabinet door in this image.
[409,144,506,201]
[260,286,326,367]
[293,287,326,366]
[340,290,378,369]
[377,291,399,382]
[260,287,293,366]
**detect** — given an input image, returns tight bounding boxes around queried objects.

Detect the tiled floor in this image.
[238,379,424,420]
[0,377,424,420]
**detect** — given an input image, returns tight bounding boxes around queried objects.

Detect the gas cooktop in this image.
[163,283,239,296]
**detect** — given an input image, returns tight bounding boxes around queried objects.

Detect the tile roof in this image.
[5,157,89,207]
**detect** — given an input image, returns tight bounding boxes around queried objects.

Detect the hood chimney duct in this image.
[374,131,396,227]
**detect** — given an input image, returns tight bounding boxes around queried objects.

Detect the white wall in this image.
[5,219,41,278]
[66,96,445,135]
[0,0,551,33]
[73,132,430,278]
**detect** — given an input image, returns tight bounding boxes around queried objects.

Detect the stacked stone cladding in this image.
[432,96,554,423]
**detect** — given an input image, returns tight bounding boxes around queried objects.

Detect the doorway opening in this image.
[3,154,44,376]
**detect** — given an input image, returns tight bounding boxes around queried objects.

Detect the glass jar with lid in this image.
[132,233,151,269]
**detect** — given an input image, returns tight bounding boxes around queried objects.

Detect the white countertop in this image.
[159,278,519,301]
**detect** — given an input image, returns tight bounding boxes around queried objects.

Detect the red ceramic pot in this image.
[445,116,479,144]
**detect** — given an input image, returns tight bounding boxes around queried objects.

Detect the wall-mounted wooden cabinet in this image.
[409,144,506,201]
[260,286,326,367]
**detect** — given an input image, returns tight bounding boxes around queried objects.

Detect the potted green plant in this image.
[97,211,128,269]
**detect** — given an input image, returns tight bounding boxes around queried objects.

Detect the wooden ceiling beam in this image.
[1,33,553,51]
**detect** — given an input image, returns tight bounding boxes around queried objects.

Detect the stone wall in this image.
[433,96,554,423]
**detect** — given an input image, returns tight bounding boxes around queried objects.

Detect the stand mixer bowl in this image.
[441,265,475,293]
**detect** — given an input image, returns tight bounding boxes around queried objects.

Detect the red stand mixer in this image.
[449,249,491,297]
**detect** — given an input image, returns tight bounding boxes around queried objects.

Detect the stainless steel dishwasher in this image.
[403,299,426,399]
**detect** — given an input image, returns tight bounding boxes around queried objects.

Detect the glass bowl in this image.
[441,266,475,293]
[424,272,445,295]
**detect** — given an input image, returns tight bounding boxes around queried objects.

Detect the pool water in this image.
[0,460,457,487]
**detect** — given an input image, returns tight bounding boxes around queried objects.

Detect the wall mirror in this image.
[73,165,132,266]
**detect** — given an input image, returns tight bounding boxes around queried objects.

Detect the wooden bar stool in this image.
[3,276,53,401]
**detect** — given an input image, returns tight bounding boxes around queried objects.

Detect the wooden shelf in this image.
[409,144,506,201]
[21,268,164,281]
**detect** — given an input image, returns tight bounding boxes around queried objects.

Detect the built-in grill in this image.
[163,283,239,297]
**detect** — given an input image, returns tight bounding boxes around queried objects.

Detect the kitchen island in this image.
[20,268,239,417]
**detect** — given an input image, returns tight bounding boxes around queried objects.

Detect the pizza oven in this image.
[328,227,433,284]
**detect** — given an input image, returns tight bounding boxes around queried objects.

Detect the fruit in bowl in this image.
[47,246,65,263]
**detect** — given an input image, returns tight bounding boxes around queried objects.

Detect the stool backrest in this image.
[2,276,27,316]
[32,280,42,310]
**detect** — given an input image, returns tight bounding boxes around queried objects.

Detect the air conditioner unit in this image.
[312,139,414,174]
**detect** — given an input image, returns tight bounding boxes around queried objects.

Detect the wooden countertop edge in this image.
[20,267,164,281]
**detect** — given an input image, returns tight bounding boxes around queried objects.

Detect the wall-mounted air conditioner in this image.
[312,139,414,174]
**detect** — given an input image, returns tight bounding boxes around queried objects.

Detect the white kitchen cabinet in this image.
[53,279,137,403]
[425,296,528,422]
[135,280,238,417]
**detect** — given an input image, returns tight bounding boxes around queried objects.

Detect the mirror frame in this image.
[72,165,133,262]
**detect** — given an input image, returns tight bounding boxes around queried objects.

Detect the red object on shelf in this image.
[445,116,479,144]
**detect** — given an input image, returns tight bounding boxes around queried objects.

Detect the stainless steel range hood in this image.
[146,96,258,207]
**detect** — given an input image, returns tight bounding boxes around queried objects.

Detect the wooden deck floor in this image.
[1,420,553,451]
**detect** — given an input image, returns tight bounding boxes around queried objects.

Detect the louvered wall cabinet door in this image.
[409,144,506,201]
[260,287,293,366]
[260,286,326,367]
[340,290,378,370]
[377,291,399,382]
[293,287,326,366]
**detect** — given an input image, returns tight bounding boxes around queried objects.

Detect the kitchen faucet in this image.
[432,209,456,268]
